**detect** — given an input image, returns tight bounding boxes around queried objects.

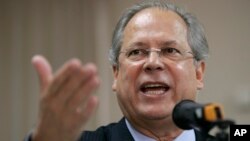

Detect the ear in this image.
[196,61,206,90]
[112,65,118,92]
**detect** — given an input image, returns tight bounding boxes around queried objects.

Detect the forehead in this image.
[123,8,188,46]
[129,7,185,27]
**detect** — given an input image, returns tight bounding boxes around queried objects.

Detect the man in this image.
[25,1,213,141]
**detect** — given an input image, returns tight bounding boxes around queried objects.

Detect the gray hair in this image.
[109,0,209,67]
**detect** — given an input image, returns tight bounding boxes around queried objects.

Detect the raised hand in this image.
[31,55,100,141]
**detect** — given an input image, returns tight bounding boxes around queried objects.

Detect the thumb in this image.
[32,55,52,92]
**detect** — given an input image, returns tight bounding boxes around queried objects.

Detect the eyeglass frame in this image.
[119,47,194,62]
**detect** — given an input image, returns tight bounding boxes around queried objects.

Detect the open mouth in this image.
[140,83,170,95]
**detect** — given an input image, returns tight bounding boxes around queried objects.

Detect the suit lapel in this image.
[109,118,134,141]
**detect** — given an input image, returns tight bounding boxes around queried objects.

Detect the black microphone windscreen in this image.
[172,100,202,130]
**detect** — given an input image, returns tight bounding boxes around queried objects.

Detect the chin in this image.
[138,108,172,121]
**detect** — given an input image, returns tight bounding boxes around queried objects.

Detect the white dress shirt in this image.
[125,119,195,141]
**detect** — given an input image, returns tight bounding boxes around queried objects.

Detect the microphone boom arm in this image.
[172,100,235,141]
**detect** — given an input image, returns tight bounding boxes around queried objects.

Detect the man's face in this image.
[112,8,205,122]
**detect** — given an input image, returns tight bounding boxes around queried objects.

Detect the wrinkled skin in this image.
[112,8,205,140]
[32,55,100,141]
[30,7,206,141]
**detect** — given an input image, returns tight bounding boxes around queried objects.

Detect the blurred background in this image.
[0,0,250,140]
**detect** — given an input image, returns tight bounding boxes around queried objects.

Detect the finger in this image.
[32,55,52,92]
[55,63,98,104]
[48,58,82,98]
[66,67,100,110]
[77,95,99,124]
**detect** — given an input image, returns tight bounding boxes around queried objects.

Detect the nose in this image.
[143,51,165,72]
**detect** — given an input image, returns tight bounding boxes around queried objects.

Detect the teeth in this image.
[144,84,164,88]
[141,83,168,95]
[144,89,165,95]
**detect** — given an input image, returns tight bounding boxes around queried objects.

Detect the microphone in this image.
[172,100,224,131]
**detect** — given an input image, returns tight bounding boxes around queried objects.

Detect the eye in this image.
[127,49,146,57]
[162,47,181,55]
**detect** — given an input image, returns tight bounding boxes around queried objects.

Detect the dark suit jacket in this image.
[80,118,216,141]
[24,118,216,141]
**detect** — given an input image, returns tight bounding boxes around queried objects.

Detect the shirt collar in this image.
[125,119,196,141]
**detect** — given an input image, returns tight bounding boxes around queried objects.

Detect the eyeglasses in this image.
[119,47,194,62]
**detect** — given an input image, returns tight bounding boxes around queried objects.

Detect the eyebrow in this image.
[160,41,177,47]
[127,40,178,49]
[126,42,147,50]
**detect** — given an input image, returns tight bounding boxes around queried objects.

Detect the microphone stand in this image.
[202,119,235,141]
[214,120,235,141]
[172,100,235,141]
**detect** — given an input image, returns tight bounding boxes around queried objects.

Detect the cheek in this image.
[119,61,143,82]
[115,63,142,111]
[116,62,142,94]
[175,61,196,80]
[173,62,197,97]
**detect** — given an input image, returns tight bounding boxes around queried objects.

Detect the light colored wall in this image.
[172,0,250,123]
[0,0,249,140]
